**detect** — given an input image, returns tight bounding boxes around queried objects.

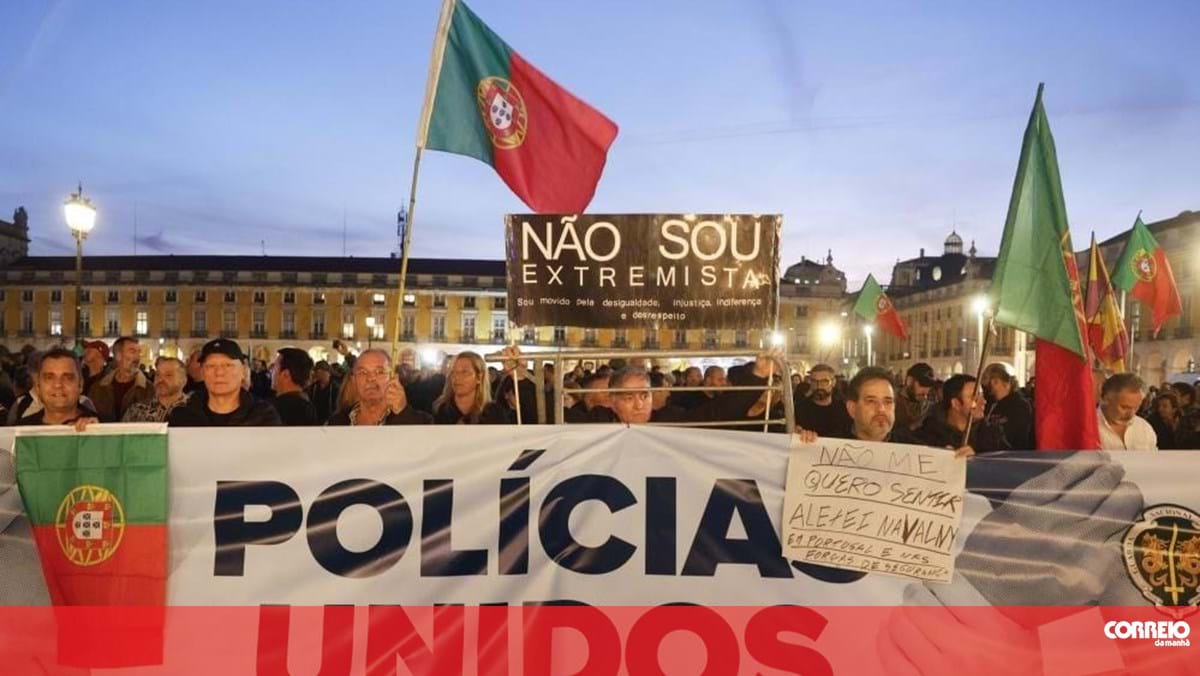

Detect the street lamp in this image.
[971,295,989,366]
[863,324,874,367]
[64,183,96,349]
[365,316,376,349]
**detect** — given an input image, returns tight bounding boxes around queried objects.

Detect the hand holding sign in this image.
[782,439,968,583]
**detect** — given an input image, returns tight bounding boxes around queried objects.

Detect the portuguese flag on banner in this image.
[420,0,619,213]
[15,424,168,666]
[1112,215,1181,336]
[853,273,908,340]
[990,84,1099,451]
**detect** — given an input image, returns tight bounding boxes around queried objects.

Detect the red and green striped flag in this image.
[15,425,168,666]
[853,273,908,340]
[419,0,619,213]
[991,84,1099,450]
[1112,214,1181,336]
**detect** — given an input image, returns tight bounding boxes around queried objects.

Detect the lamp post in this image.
[863,324,874,367]
[971,295,989,367]
[365,316,376,349]
[64,183,97,350]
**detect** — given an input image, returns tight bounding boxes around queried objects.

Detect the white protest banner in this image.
[781,438,967,583]
[3,427,1200,673]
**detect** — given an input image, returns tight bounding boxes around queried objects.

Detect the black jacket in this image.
[306,382,339,424]
[327,405,432,425]
[273,391,318,426]
[985,390,1034,450]
[168,390,282,426]
[795,396,853,438]
[913,413,1011,454]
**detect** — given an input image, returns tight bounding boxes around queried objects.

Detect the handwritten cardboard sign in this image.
[782,439,967,583]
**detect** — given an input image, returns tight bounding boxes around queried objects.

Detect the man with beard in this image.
[982,363,1034,449]
[122,356,190,422]
[87,336,151,422]
[795,364,851,437]
[894,362,936,432]
[169,339,281,426]
[913,374,1005,455]
[1097,373,1157,451]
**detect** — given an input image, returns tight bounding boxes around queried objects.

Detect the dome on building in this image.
[944,230,963,255]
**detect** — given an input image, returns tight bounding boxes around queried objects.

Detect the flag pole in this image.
[962,312,995,447]
[390,0,456,361]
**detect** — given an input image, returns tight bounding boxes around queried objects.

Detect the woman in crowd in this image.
[1148,390,1182,450]
[432,351,508,424]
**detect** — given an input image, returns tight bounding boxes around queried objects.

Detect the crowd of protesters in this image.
[0,336,1193,453]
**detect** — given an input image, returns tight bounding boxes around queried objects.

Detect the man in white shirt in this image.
[1097,373,1158,451]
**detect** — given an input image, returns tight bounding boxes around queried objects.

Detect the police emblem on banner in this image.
[477,76,527,149]
[1122,504,1200,617]
[55,485,126,566]
[1132,249,1157,283]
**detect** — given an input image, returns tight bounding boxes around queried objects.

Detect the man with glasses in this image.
[169,339,281,426]
[795,364,851,437]
[327,349,431,425]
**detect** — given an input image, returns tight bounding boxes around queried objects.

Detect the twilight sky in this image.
[2,0,1197,288]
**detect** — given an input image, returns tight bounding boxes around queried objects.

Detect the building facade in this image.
[1086,210,1200,385]
[1,253,848,370]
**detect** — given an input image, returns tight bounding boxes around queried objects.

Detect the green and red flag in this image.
[15,425,168,666]
[1112,214,1181,336]
[419,0,618,213]
[853,273,908,340]
[1084,233,1128,371]
[991,84,1099,451]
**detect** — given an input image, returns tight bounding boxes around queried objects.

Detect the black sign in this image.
[505,214,780,330]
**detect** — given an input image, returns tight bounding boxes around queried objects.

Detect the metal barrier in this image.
[482,348,795,433]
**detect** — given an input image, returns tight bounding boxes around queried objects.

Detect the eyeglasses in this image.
[354,368,391,379]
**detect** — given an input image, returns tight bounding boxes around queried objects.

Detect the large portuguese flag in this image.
[991,84,1099,451]
[420,0,619,213]
[853,273,908,340]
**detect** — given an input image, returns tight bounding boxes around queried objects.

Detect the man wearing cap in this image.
[81,340,110,393]
[895,362,936,433]
[169,338,281,426]
[795,364,852,437]
[982,363,1034,449]
[87,336,152,422]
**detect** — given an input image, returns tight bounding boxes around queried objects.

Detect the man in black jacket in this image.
[270,347,318,426]
[982,363,1034,450]
[306,361,339,424]
[795,364,852,437]
[169,339,281,426]
[915,374,1009,454]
